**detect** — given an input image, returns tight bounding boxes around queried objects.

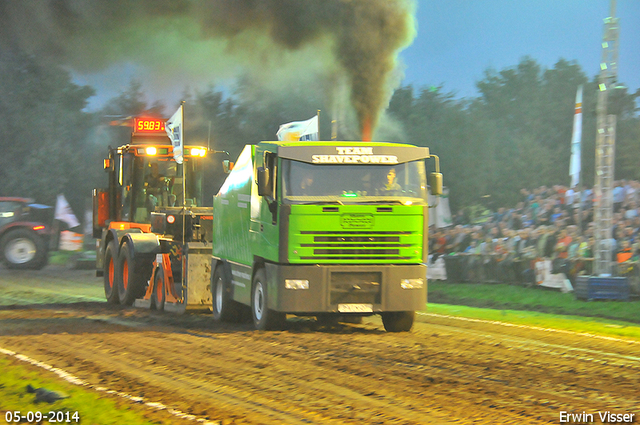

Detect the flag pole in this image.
[181,101,186,211]
[569,85,583,236]
[181,101,187,303]
[317,109,321,140]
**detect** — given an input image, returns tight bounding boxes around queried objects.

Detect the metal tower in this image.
[593,0,619,276]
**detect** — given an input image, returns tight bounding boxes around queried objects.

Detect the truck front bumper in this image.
[264,263,427,313]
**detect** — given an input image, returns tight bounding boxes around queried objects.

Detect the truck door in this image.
[116,153,134,221]
[250,151,279,261]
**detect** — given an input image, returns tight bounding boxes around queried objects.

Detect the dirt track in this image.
[1,266,639,424]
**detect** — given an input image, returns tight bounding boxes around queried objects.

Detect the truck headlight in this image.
[401,278,424,289]
[285,279,309,290]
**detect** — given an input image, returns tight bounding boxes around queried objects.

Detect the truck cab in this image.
[211,141,442,331]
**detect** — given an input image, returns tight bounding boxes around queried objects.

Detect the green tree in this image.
[0,49,96,215]
[387,57,639,213]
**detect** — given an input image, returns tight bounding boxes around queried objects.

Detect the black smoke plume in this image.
[0,0,416,135]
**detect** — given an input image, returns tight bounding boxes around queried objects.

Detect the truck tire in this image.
[116,241,147,305]
[251,268,285,331]
[381,311,415,332]
[1,228,47,270]
[103,241,119,304]
[211,266,239,322]
[151,267,165,311]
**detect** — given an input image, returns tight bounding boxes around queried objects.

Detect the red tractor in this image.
[0,197,52,269]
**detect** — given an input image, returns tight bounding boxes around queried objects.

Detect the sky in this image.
[400,0,640,98]
[75,0,640,111]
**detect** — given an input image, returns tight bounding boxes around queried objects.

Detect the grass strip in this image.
[0,356,184,424]
[423,303,640,341]
[428,281,640,324]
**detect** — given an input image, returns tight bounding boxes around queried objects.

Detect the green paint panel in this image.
[288,204,424,264]
[212,145,254,266]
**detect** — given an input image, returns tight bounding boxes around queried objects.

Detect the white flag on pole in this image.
[166,104,184,164]
[54,194,80,228]
[277,116,319,141]
[569,85,583,188]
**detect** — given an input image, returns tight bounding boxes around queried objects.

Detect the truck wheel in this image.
[151,268,165,311]
[211,266,239,322]
[1,228,47,270]
[103,241,119,304]
[251,268,285,330]
[381,311,415,332]
[116,242,146,305]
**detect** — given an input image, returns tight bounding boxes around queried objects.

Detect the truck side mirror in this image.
[256,167,271,197]
[222,159,233,174]
[429,172,443,196]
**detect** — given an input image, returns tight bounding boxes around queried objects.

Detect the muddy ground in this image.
[0,266,638,424]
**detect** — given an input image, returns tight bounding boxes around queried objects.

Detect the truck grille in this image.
[298,231,415,261]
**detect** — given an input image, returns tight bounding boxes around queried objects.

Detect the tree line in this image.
[0,49,638,219]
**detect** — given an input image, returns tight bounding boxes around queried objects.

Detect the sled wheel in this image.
[151,267,165,311]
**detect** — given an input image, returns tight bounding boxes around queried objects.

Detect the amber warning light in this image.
[134,118,165,133]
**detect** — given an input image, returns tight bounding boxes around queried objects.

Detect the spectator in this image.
[613,181,625,213]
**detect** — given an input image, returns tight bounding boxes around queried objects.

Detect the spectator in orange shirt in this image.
[555,229,572,260]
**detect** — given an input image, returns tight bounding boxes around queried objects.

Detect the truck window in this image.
[118,154,134,221]
[281,159,428,204]
[138,157,205,214]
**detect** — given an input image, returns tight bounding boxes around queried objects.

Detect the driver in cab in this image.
[145,163,172,208]
[377,168,402,195]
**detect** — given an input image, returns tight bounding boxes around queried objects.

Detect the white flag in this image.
[277,115,319,141]
[55,194,80,228]
[166,104,184,164]
[569,85,583,188]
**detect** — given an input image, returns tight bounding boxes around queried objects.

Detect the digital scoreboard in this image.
[133,118,165,134]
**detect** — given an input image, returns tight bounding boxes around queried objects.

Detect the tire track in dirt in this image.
[1,302,639,424]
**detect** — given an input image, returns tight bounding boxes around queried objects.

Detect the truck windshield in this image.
[126,157,205,223]
[281,159,428,205]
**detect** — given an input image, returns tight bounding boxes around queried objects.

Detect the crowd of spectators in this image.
[429,180,640,286]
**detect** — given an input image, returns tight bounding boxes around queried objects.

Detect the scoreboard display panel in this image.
[133,118,165,134]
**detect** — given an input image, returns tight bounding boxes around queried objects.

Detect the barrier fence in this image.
[430,254,640,294]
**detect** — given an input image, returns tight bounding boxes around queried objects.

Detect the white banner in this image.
[277,115,319,141]
[428,187,452,228]
[569,85,583,188]
[59,230,83,251]
[54,194,80,228]
[166,104,184,164]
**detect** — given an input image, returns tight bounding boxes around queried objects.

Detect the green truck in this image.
[210,141,442,331]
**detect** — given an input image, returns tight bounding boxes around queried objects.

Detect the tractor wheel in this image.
[103,241,119,304]
[1,228,47,270]
[151,267,165,311]
[251,268,285,331]
[116,241,147,305]
[211,266,239,322]
[381,311,415,332]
